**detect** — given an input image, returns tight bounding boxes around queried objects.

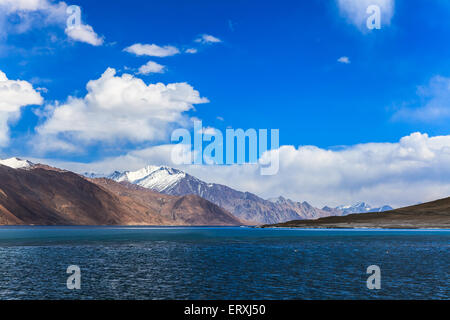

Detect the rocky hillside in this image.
[0,164,242,226]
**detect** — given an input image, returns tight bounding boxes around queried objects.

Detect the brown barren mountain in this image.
[263,197,450,229]
[0,165,242,226]
[90,178,243,226]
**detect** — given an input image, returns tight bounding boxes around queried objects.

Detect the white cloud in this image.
[0,0,66,37]
[195,34,222,44]
[201,127,220,135]
[186,132,450,208]
[393,76,450,122]
[34,68,208,152]
[337,0,395,31]
[0,0,104,45]
[65,24,104,46]
[124,43,180,57]
[32,144,185,174]
[337,56,351,64]
[0,70,43,146]
[43,132,450,209]
[36,87,48,93]
[0,0,55,12]
[185,48,197,54]
[138,61,166,75]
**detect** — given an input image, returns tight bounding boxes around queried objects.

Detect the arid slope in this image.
[0,165,242,226]
[263,197,450,229]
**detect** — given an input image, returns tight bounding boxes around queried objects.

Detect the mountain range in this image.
[106,165,393,224]
[265,198,450,229]
[0,157,393,226]
[335,202,393,215]
[0,160,241,226]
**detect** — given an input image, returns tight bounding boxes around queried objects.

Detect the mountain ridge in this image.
[0,157,34,169]
[335,202,394,215]
[107,165,393,224]
[0,157,394,225]
[263,197,450,229]
[0,164,242,226]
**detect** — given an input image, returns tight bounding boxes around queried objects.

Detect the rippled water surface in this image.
[0,227,448,300]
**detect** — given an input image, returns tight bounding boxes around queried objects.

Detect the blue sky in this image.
[1,0,450,207]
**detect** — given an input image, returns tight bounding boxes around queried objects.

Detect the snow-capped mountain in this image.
[0,157,34,169]
[107,166,344,224]
[0,163,242,226]
[109,166,188,193]
[0,158,394,225]
[336,202,393,215]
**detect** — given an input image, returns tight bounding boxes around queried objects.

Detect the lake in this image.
[0,226,448,300]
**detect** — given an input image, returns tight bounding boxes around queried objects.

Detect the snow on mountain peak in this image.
[336,202,392,214]
[337,202,369,210]
[0,157,34,169]
[108,165,187,192]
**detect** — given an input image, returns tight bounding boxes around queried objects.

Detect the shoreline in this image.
[0,224,449,231]
[259,226,450,230]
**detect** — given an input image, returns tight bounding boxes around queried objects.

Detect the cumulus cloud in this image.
[138,61,166,75]
[0,0,65,37]
[337,56,351,64]
[65,24,103,46]
[0,0,104,45]
[0,0,59,13]
[34,144,185,174]
[43,132,450,209]
[178,132,450,208]
[0,70,43,146]
[195,34,222,44]
[337,0,395,31]
[124,43,180,57]
[185,48,197,54]
[34,68,208,152]
[393,76,450,122]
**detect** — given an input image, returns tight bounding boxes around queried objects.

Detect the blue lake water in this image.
[0,226,448,300]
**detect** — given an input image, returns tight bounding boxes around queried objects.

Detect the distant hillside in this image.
[335,202,393,215]
[263,197,450,229]
[0,165,242,226]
